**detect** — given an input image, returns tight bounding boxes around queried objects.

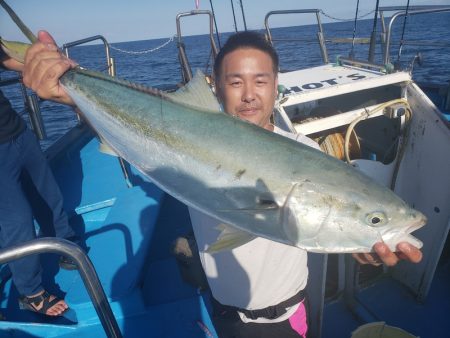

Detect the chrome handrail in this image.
[382,7,450,65]
[264,9,328,64]
[379,5,450,37]
[62,36,132,188]
[0,238,122,338]
[63,35,115,77]
[176,10,219,83]
[0,76,47,140]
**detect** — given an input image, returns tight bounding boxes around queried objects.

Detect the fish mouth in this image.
[406,213,427,234]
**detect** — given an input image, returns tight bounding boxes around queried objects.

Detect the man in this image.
[0,46,77,316]
[188,31,423,338]
[23,30,422,336]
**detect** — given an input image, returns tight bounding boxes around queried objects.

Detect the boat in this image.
[0,3,449,338]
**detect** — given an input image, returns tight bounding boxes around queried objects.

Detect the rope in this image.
[344,98,412,166]
[109,35,174,55]
[320,9,375,22]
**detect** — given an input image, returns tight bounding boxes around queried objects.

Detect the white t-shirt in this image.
[189,127,320,323]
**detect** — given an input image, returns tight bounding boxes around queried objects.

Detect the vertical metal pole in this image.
[316,11,329,64]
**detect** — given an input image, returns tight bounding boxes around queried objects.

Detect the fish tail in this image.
[0,39,30,63]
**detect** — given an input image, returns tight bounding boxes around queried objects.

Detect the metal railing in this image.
[1,75,47,140]
[381,7,450,65]
[264,9,329,64]
[63,35,115,77]
[0,238,122,338]
[176,10,218,83]
[62,36,132,188]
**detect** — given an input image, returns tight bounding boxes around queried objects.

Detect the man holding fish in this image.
[22,30,422,336]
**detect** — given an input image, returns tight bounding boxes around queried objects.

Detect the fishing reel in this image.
[394,52,423,73]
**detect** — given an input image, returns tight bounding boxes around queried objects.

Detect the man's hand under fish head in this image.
[353,241,423,267]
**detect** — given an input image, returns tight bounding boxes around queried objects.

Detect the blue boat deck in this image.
[0,128,217,337]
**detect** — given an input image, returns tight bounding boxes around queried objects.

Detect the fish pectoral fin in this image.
[98,140,118,156]
[218,201,279,213]
[206,223,256,253]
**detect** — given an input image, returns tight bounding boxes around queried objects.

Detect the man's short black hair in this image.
[213,31,279,79]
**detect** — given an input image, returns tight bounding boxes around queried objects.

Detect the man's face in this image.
[215,48,278,130]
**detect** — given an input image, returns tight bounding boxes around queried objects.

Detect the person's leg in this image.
[0,137,42,297]
[0,134,69,316]
[20,129,75,239]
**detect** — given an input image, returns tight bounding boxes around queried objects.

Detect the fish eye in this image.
[366,212,387,227]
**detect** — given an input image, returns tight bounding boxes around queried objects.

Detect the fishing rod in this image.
[230,0,238,32]
[209,0,222,48]
[239,0,248,31]
[396,0,411,67]
[368,0,381,62]
[349,0,360,59]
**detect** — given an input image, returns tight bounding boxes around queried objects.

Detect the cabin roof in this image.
[278,64,412,107]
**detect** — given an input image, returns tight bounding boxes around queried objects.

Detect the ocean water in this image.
[1,12,449,150]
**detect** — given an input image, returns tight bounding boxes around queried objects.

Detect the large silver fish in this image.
[1,1,426,253]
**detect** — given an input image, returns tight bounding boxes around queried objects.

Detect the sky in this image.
[1,0,449,44]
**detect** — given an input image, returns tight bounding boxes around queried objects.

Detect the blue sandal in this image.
[19,291,67,316]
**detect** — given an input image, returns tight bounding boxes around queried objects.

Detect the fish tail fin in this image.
[0,39,30,63]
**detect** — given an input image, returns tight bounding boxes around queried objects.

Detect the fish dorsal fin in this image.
[205,223,256,253]
[166,70,221,112]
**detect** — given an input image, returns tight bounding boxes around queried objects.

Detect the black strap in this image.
[213,288,305,320]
